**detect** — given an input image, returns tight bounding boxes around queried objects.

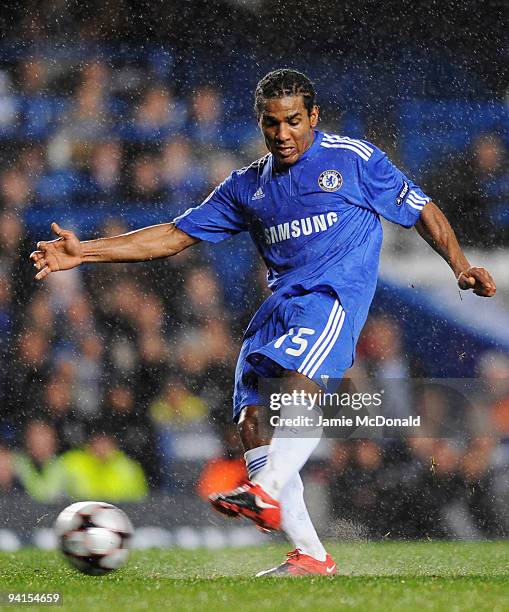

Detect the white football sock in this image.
[244,444,270,480]
[280,473,327,561]
[244,444,326,561]
[252,400,322,499]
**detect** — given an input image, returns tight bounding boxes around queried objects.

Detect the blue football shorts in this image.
[233,290,355,421]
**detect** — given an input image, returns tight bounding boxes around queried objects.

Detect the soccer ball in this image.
[55,501,134,575]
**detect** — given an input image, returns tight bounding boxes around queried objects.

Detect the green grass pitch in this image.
[1,542,508,611]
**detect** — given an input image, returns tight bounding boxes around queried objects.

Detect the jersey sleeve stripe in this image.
[322,134,374,156]
[407,195,429,207]
[408,201,425,210]
[334,136,373,156]
[320,142,371,161]
[408,191,428,203]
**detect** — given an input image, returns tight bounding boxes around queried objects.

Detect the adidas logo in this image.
[252,186,265,200]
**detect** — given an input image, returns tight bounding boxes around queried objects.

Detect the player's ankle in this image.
[297,547,327,562]
[252,476,280,501]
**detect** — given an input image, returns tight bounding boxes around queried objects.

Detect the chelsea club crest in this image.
[318,170,343,192]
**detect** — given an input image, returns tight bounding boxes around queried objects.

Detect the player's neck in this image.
[273,130,316,174]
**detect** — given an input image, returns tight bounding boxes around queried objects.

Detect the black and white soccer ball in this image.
[55,501,134,575]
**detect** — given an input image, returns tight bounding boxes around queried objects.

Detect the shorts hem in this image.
[246,347,296,379]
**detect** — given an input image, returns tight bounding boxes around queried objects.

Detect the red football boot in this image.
[209,481,281,531]
[256,549,337,577]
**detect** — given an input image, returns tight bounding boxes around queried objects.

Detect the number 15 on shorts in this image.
[274,327,315,357]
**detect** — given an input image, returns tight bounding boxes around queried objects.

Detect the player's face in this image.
[259,96,319,168]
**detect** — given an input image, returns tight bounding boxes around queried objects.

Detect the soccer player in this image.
[31,69,496,576]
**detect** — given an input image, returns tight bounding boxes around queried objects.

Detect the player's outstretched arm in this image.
[30,222,199,281]
[415,202,496,297]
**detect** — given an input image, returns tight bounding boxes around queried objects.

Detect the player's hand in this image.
[30,222,83,281]
[457,266,496,297]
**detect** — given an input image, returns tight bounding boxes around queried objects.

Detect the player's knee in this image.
[237,406,267,451]
[282,369,320,393]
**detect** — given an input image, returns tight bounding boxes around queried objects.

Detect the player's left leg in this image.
[240,406,336,576]
[252,370,324,501]
[215,371,325,530]
[210,404,335,576]
[248,372,337,575]
[209,367,325,533]
[238,405,327,562]
[210,291,349,574]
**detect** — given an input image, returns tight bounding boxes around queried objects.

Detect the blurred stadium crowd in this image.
[0,27,508,539]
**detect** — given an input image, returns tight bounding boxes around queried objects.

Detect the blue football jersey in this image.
[174,130,430,340]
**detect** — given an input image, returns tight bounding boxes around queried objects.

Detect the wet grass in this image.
[1,541,508,611]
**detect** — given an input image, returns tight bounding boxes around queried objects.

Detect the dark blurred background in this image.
[0,0,508,548]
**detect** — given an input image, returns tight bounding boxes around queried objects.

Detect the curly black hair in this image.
[254,69,316,118]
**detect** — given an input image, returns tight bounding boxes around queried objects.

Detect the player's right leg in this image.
[209,405,281,531]
[213,370,326,531]
[209,294,345,574]
[209,405,335,575]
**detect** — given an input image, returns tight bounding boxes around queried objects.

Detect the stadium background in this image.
[0,0,508,548]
